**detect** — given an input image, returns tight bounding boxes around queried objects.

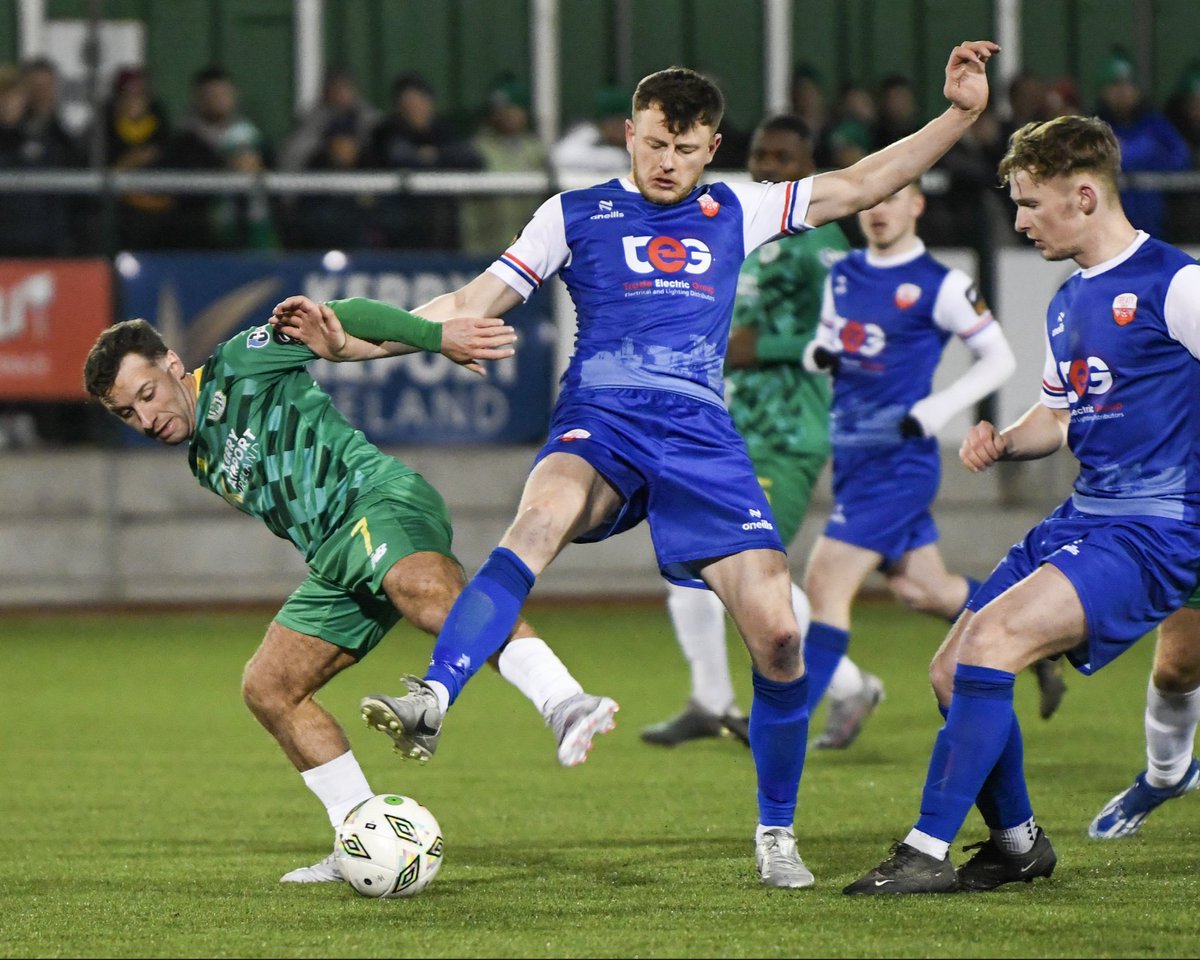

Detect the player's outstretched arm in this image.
[412,271,525,324]
[806,40,998,227]
[272,295,517,375]
[960,403,1068,472]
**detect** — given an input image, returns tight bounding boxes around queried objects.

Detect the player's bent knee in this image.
[1152,659,1200,694]
[748,629,802,679]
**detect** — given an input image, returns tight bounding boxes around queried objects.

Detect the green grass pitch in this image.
[2,600,1198,958]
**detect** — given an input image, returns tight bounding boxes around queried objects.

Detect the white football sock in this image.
[903,828,950,861]
[497,635,584,718]
[427,680,451,716]
[1144,680,1200,789]
[790,581,812,638]
[300,750,374,828]
[993,816,1038,855]
[666,583,734,715]
[756,822,794,840]
[826,655,865,700]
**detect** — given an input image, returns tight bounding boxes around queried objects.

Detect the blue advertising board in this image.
[117,251,556,443]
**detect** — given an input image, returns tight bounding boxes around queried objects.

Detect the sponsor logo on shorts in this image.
[559,428,592,442]
[1112,292,1137,326]
[741,506,775,532]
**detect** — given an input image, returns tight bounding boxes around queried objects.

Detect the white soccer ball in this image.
[335,794,444,899]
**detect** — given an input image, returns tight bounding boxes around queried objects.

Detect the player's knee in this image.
[750,627,802,679]
[956,609,1022,670]
[888,575,930,612]
[929,650,955,704]
[241,662,283,722]
[1152,656,1200,694]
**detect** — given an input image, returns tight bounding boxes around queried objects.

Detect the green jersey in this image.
[188,324,411,562]
[725,222,849,459]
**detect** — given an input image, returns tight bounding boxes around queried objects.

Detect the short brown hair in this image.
[998,115,1122,191]
[632,67,724,135]
[83,319,168,402]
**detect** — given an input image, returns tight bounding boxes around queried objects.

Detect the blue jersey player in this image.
[845,115,1200,895]
[278,41,1000,890]
[799,181,1015,748]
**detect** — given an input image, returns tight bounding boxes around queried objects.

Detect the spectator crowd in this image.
[1,50,1199,255]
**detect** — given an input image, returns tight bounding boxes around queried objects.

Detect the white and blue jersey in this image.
[490,177,812,405]
[813,242,998,564]
[487,176,813,585]
[816,242,996,447]
[1039,232,1200,521]
[969,231,1200,673]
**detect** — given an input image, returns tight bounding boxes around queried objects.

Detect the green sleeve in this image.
[325,298,443,353]
[755,333,810,362]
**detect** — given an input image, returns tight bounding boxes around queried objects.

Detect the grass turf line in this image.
[1,601,1197,958]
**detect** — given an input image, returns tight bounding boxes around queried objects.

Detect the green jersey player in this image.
[639,115,881,749]
[83,298,617,885]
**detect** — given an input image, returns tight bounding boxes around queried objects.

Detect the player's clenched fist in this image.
[960,419,1008,473]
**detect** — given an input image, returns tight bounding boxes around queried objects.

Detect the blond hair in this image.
[999,115,1122,193]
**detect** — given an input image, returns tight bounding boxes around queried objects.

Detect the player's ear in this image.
[1078,182,1100,215]
[707,131,722,161]
[164,350,186,378]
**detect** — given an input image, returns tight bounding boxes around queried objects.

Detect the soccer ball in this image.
[334,794,444,899]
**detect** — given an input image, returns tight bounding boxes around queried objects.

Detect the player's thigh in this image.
[803,534,883,606]
[503,451,623,568]
[380,551,467,636]
[244,620,359,707]
[1153,606,1200,692]
[956,564,1087,673]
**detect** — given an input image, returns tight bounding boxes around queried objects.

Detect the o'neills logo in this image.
[1113,292,1137,326]
[698,194,720,218]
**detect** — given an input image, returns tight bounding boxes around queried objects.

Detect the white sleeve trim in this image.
[485,193,570,301]
[1164,262,1200,361]
[727,178,814,256]
[1040,323,1069,408]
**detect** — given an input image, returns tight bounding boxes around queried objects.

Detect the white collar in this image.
[1079,231,1150,278]
[866,238,926,268]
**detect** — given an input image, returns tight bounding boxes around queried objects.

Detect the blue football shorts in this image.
[533,387,786,587]
[966,498,1200,675]
[823,438,941,569]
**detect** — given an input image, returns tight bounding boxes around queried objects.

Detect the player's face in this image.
[104,351,197,445]
[627,105,720,205]
[1009,169,1087,262]
[857,184,924,253]
[748,128,813,183]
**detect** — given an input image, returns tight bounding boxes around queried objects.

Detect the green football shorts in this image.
[1185,581,1200,610]
[274,472,458,659]
[750,447,828,547]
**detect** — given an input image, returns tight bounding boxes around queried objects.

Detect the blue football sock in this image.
[425,547,535,706]
[950,577,983,622]
[749,670,810,827]
[915,664,1016,843]
[974,712,1033,830]
[802,621,850,713]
